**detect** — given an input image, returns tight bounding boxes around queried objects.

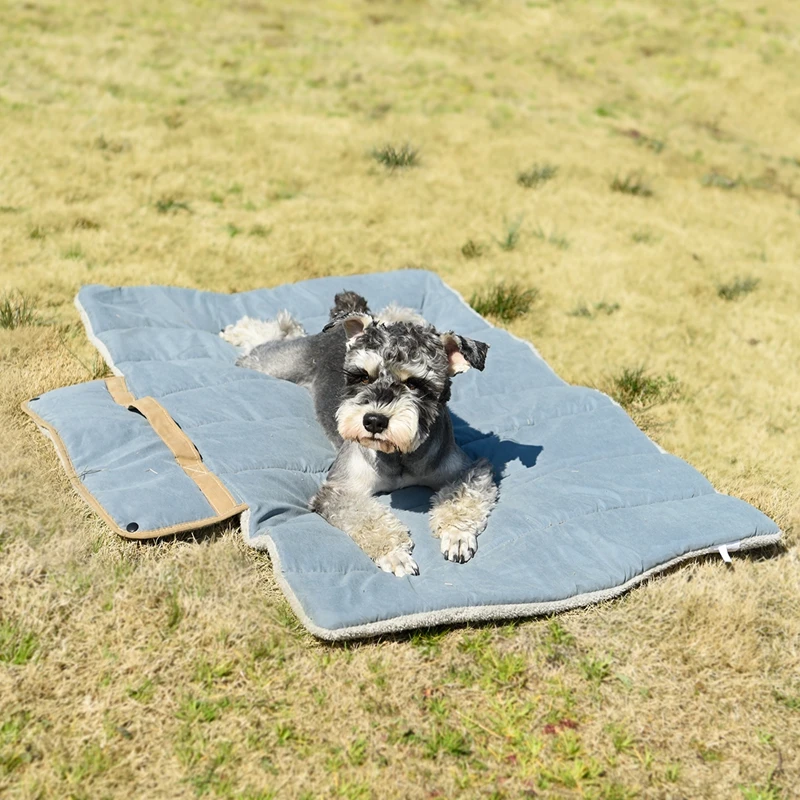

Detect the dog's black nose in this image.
[363,413,389,434]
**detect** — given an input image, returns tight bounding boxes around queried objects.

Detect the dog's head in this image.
[335,314,488,454]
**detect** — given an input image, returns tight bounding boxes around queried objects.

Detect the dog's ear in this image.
[440,332,489,375]
[342,313,373,341]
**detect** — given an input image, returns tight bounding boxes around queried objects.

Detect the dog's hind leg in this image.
[235,336,314,385]
[429,458,498,563]
[220,311,305,353]
[310,483,419,577]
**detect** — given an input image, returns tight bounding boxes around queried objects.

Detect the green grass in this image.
[62,244,84,260]
[702,171,740,190]
[469,282,538,323]
[0,292,39,330]
[494,217,523,251]
[532,223,570,250]
[569,300,620,318]
[371,143,418,170]
[0,621,38,665]
[611,172,653,197]
[617,128,665,153]
[155,197,192,214]
[718,276,760,301]
[460,238,486,259]
[517,163,558,188]
[607,366,680,411]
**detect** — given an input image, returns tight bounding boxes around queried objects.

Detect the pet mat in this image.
[23,270,781,639]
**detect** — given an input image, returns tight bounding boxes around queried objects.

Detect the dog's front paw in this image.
[440,530,478,564]
[375,546,419,578]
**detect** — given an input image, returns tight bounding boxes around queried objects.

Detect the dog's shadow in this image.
[389,412,541,513]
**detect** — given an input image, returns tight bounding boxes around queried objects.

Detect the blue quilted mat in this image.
[23,270,781,639]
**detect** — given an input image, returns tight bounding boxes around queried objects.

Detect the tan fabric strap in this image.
[105,377,240,517]
[105,376,135,406]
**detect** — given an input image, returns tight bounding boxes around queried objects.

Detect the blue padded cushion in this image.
[27,270,780,639]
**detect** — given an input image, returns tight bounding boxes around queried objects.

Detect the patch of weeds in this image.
[579,655,613,684]
[164,111,184,129]
[569,301,620,319]
[494,217,523,251]
[664,763,681,782]
[334,779,371,799]
[617,128,665,153]
[595,301,620,315]
[694,742,723,763]
[62,244,84,260]
[421,726,472,759]
[28,225,47,240]
[460,239,486,259]
[0,712,35,777]
[539,757,605,790]
[193,659,234,688]
[274,723,296,745]
[94,135,129,153]
[517,163,558,189]
[607,724,635,754]
[249,224,271,238]
[0,622,38,665]
[371,143,419,170]
[595,106,615,118]
[272,601,303,634]
[554,730,582,760]
[0,205,23,213]
[210,192,224,205]
[740,783,783,800]
[155,197,191,214]
[772,689,800,711]
[459,633,528,689]
[702,171,740,190]
[127,678,155,704]
[532,224,569,250]
[607,366,681,411]
[542,620,575,665]
[347,737,368,766]
[611,172,653,197]
[226,223,242,238]
[717,276,759,301]
[73,217,100,230]
[58,742,111,784]
[176,695,230,724]
[162,591,183,632]
[469,282,538,323]
[410,628,448,660]
[631,228,658,244]
[0,292,39,329]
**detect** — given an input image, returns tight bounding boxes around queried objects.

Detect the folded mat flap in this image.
[24,378,246,538]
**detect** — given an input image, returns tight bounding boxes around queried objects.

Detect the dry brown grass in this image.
[2,1,799,797]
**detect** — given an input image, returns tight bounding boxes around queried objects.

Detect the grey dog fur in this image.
[223,292,498,577]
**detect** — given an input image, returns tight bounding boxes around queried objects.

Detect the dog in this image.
[220,291,498,577]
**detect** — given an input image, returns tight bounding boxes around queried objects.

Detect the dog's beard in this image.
[336,395,421,454]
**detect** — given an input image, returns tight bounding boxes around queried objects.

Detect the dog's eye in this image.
[404,377,427,392]
[346,370,371,385]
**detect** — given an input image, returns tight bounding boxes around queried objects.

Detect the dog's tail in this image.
[329,291,370,321]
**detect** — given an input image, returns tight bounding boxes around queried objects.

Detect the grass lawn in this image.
[1,1,799,797]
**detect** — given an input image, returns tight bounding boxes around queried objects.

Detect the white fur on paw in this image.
[375,547,419,578]
[440,530,478,564]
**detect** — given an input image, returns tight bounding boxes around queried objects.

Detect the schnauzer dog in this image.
[221,292,498,577]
